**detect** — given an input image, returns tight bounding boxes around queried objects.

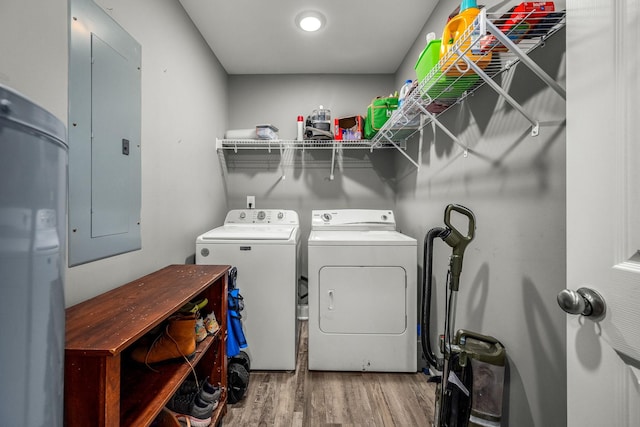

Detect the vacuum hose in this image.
[420,226,450,370]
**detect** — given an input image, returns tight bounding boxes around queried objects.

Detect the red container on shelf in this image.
[481,2,555,52]
[337,116,364,141]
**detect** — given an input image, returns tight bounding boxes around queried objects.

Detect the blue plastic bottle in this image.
[398,79,413,108]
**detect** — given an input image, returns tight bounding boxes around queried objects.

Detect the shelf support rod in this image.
[379,130,420,169]
[216,144,229,188]
[279,143,286,180]
[485,19,566,100]
[414,103,470,156]
[460,53,540,136]
[329,142,337,180]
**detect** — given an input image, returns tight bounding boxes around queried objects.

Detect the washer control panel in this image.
[225,209,299,225]
[311,209,396,230]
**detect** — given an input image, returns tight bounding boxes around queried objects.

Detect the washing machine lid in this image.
[199,224,298,241]
[311,209,396,231]
[308,229,416,246]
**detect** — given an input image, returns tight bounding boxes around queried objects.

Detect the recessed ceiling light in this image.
[296,11,325,32]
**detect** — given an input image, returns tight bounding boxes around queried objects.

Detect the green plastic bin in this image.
[414,39,479,101]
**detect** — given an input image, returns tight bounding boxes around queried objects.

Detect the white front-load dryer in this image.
[307,209,417,372]
[196,209,299,370]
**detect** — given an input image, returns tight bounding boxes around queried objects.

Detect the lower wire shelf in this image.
[216,138,406,151]
[216,138,408,180]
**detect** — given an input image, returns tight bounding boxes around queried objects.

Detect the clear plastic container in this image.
[256,124,279,140]
[471,358,505,420]
[310,105,331,131]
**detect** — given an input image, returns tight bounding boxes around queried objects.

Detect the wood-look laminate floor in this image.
[223,321,436,427]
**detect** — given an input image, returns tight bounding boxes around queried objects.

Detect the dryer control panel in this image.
[311,209,396,230]
[224,209,299,225]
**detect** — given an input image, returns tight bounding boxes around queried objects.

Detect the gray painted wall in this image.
[2,0,568,424]
[0,0,230,306]
[394,1,567,426]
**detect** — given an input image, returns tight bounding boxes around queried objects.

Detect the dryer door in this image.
[318,266,406,334]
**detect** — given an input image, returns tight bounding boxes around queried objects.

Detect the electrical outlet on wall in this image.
[247,196,256,209]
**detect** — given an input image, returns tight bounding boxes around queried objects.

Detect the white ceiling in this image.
[178,0,439,75]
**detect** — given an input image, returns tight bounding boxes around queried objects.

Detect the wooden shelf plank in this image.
[66,264,229,355]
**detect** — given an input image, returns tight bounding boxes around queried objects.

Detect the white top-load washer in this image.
[307,209,417,372]
[196,209,300,370]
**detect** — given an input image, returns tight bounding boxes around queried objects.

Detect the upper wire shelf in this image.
[217,9,566,174]
[372,9,567,147]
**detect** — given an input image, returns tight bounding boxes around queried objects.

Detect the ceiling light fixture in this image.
[296,11,325,32]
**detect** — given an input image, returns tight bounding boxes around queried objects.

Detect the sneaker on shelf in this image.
[200,379,222,407]
[176,379,200,395]
[165,391,194,416]
[203,312,219,335]
[195,318,207,343]
[165,391,214,427]
[178,377,222,407]
[179,298,208,314]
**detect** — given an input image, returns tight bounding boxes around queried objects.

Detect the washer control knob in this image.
[239,212,246,219]
[277,212,284,220]
[257,211,266,220]
[200,248,210,257]
[322,213,332,222]
[381,214,388,221]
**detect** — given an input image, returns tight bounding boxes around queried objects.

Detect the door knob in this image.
[557,287,606,318]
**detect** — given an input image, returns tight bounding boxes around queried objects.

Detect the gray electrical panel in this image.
[68,0,141,266]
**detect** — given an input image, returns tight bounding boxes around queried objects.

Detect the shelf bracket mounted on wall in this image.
[377,129,421,169]
[329,142,337,180]
[215,140,230,188]
[414,100,470,157]
[485,18,566,101]
[278,142,287,180]
[460,53,540,136]
[454,15,567,137]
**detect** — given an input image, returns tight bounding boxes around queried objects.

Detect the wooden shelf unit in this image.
[64,264,230,427]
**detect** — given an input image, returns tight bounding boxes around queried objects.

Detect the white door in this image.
[566,1,640,426]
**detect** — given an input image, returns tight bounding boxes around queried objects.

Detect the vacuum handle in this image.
[443,204,476,291]
[444,204,475,243]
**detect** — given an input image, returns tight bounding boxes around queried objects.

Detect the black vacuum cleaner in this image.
[421,204,506,427]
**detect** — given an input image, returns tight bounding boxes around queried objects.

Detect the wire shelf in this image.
[217,8,565,174]
[372,9,566,146]
[216,138,406,151]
